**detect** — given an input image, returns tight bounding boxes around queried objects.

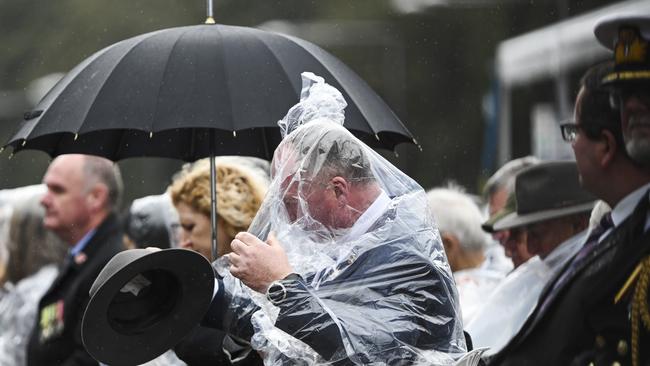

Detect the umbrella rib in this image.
[77,31,168,135]
[266,34,412,148]
[220,27,237,134]
[258,35,366,130]
[151,29,189,133]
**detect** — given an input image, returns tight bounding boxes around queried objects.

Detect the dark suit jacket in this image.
[488,193,650,366]
[204,208,462,365]
[27,215,123,366]
[173,325,263,366]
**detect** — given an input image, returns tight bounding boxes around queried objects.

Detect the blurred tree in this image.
[0,0,618,204]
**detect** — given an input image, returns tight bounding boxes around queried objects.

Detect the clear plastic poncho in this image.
[215,72,466,365]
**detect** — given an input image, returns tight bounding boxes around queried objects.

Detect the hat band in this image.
[603,70,650,83]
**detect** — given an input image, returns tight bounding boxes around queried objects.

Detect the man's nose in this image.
[179,240,192,250]
[40,193,50,207]
[493,230,509,245]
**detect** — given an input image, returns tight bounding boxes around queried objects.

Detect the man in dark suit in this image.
[488,61,650,365]
[201,74,465,365]
[27,154,124,365]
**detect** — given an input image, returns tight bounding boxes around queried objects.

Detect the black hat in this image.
[594,15,650,85]
[82,248,214,366]
[481,192,516,233]
[491,161,596,231]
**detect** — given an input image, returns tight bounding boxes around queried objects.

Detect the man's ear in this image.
[330,176,349,200]
[87,183,109,211]
[441,232,459,253]
[440,232,460,271]
[599,130,619,167]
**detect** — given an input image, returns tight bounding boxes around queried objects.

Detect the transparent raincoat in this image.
[209,72,466,365]
[0,185,53,366]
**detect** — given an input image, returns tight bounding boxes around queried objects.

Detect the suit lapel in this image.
[39,215,119,302]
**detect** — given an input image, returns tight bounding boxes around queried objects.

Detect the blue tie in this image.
[537,213,614,315]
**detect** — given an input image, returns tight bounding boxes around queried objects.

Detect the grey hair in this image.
[82,155,123,212]
[427,185,490,253]
[483,156,540,199]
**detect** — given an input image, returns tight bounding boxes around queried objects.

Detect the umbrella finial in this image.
[374,133,380,141]
[205,0,216,24]
[21,140,26,147]
[74,133,79,141]
[232,130,237,137]
[149,131,154,138]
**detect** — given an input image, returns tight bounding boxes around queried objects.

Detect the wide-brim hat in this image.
[482,193,516,233]
[490,161,596,231]
[594,14,650,85]
[82,248,214,366]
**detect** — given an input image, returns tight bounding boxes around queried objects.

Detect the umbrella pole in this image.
[209,130,218,261]
[205,0,215,24]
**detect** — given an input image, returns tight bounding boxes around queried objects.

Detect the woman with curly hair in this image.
[169,156,270,259]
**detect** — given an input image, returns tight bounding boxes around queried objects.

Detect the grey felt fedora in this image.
[492,161,596,231]
[81,248,214,366]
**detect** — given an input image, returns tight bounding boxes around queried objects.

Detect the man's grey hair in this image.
[483,156,540,199]
[427,184,490,253]
[289,123,373,183]
[81,155,123,211]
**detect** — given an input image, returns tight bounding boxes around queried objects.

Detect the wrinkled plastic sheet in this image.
[0,265,57,366]
[214,72,468,365]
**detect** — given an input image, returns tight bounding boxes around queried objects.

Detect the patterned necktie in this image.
[537,212,614,315]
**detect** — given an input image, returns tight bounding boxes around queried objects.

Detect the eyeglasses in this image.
[560,121,580,143]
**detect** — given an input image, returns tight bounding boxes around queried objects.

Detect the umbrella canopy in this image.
[5,24,415,161]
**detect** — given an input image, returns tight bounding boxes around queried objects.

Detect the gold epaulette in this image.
[615,255,650,366]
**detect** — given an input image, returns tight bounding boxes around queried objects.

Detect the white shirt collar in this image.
[339,189,390,243]
[542,229,586,270]
[610,182,650,227]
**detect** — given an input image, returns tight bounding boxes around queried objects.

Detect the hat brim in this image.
[594,14,650,50]
[482,208,512,233]
[82,248,214,366]
[492,201,595,231]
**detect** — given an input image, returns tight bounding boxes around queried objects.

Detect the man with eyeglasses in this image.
[488,59,650,365]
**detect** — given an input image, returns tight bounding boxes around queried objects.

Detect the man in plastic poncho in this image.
[201,72,466,365]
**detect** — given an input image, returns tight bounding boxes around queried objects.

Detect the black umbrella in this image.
[7,24,415,158]
[5,22,417,259]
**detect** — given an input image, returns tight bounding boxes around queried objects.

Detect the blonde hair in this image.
[169,156,270,241]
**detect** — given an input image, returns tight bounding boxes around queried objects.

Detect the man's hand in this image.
[228,231,293,293]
